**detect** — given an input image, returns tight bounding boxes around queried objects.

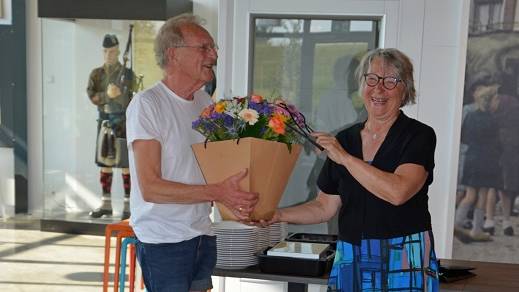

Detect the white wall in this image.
[193,0,219,40]
[418,0,469,259]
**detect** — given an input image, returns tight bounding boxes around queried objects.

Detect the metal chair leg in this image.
[119,237,138,292]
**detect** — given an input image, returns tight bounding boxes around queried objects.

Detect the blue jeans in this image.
[136,235,216,292]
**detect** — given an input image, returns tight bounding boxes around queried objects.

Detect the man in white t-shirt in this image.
[126,14,258,292]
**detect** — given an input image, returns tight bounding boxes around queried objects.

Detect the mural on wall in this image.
[453,0,519,264]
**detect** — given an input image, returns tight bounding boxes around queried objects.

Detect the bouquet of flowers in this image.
[191,95,321,220]
[192,95,309,150]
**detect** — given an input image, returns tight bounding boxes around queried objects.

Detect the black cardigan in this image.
[317,111,436,245]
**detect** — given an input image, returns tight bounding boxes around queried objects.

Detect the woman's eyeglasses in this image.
[363,73,402,90]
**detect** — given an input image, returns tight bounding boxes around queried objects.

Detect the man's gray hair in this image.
[154,14,206,69]
[355,48,417,106]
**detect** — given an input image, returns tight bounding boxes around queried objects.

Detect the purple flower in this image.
[249,102,273,116]
[223,114,234,127]
[261,104,273,115]
[210,112,224,119]
[203,121,216,132]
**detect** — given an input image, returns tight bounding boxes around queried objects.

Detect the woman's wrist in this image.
[277,208,285,223]
[340,151,351,166]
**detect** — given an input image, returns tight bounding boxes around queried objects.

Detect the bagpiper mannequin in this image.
[87,34,135,220]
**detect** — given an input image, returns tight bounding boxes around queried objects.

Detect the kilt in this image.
[95,112,129,168]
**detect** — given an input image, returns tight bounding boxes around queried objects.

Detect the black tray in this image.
[258,246,335,277]
[286,233,338,249]
[438,264,476,283]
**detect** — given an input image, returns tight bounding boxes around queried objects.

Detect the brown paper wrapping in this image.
[192,137,301,221]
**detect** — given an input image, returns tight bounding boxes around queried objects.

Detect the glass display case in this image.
[41,18,164,229]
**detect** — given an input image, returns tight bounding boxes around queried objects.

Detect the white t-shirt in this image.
[126,81,213,243]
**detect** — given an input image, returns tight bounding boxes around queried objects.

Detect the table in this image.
[214,259,519,292]
[440,259,519,292]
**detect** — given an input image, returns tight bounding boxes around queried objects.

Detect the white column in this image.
[26,0,44,216]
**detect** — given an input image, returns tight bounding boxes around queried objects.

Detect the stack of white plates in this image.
[213,221,259,269]
[256,227,270,253]
[268,222,288,246]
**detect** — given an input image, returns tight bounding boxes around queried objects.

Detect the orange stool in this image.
[103,220,138,292]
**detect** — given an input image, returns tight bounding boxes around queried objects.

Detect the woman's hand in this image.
[312,132,348,165]
[245,209,282,228]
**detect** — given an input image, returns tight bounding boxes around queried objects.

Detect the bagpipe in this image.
[107,24,135,99]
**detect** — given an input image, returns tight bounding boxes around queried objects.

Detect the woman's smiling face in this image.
[362,57,405,120]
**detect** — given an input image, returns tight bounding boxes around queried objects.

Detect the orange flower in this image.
[268,114,286,135]
[215,102,226,113]
[250,94,263,103]
[201,106,213,118]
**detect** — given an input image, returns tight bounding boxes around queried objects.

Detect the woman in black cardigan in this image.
[263,48,439,292]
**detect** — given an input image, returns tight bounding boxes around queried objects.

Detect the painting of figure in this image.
[453,0,519,264]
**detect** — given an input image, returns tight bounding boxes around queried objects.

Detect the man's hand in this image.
[214,169,259,220]
[90,95,101,105]
[107,83,122,98]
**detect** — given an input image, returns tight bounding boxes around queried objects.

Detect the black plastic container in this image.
[286,233,338,249]
[258,246,335,277]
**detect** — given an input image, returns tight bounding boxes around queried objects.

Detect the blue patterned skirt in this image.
[327,230,439,292]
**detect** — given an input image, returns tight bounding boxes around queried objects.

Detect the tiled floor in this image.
[0,215,107,291]
[0,215,223,292]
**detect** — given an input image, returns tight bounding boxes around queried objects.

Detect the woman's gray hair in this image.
[154,14,205,69]
[355,48,417,106]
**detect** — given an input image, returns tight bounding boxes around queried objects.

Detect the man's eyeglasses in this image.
[173,44,219,53]
[363,73,402,90]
